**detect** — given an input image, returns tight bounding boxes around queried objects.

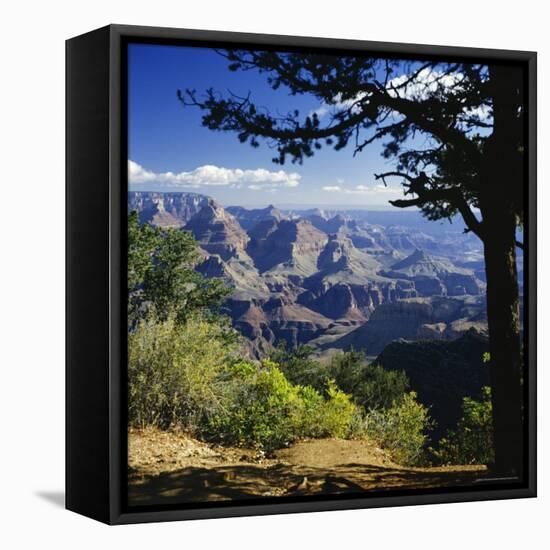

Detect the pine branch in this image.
[378,171,485,240]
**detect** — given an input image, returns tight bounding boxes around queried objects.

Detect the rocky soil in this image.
[128,428,487,506]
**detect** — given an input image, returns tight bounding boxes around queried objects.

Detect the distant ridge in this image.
[129,192,487,358]
[390,248,426,270]
[226,204,286,230]
[128,191,210,227]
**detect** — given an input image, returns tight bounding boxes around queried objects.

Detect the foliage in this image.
[208,360,359,452]
[364,392,434,466]
[127,210,231,324]
[319,380,364,439]
[274,345,409,411]
[328,350,409,411]
[270,344,329,391]
[128,312,240,429]
[129,317,360,453]
[431,387,494,466]
[208,360,300,451]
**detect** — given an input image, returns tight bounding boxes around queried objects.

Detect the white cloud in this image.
[387,68,492,125]
[128,160,301,190]
[310,68,491,126]
[386,68,465,101]
[128,160,157,184]
[310,91,371,119]
[322,185,342,192]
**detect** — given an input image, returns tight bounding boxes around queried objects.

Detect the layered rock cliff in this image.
[328,295,488,355]
[129,192,487,358]
[128,191,210,227]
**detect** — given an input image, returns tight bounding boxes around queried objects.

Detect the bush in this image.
[317,380,361,439]
[273,346,409,412]
[364,392,433,466]
[210,361,302,451]
[129,315,360,452]
[432,386,494,465]
[208,360,359,452]
[329,351,409,411]
[128,312,239,429]
[270,344,327,390]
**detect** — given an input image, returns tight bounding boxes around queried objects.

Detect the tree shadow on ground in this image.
[128,462,485,506]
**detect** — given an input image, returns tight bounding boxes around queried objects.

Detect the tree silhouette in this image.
[178,52,525,475]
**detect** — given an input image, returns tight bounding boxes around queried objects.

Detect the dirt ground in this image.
[128,427,487,506]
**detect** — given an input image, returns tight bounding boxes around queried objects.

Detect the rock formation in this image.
[128,191,210,227]
[129,192,488,358]
[328,295,488,355]
[226,204,286,230]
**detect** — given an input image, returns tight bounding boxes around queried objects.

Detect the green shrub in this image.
[364,392,433,466]
[432,386,494,465]
[329,351,409,411]
[128,313,239,429]
[294,384,327,438]
[273,346,409,412]
[209,361,299,451]
[318,380,361,439]
[208,360,359,452]
[270,344,328,390]
[129,317,360,452]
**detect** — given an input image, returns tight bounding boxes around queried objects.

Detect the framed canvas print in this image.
[66,24,537,524]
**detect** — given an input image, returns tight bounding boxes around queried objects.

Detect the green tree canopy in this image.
[127,210,231,324]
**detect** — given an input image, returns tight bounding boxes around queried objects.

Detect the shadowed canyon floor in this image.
[128,428,486,505]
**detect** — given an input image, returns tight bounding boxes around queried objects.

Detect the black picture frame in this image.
[66,24,537,525]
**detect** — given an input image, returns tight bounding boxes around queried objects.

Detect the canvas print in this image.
[126,43,528,507]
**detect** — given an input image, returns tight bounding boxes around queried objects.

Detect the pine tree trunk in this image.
[481,211,523,476]
[479,64,524,476]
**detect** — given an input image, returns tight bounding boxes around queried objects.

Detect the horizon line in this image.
[127,189,413,212]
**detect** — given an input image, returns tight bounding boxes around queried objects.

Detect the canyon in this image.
[128,191,488,359]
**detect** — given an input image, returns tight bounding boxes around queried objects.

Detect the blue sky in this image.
[127,44,429,208]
